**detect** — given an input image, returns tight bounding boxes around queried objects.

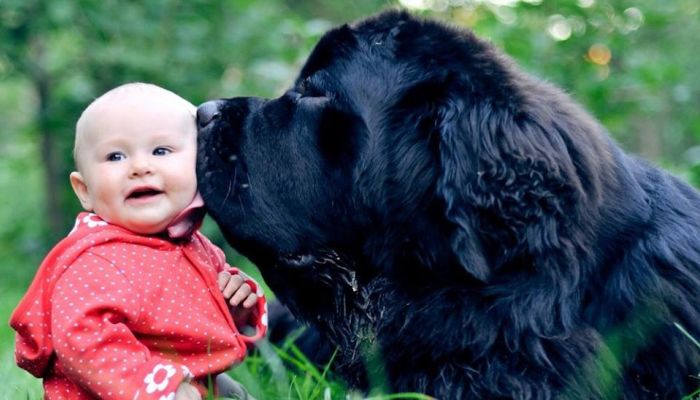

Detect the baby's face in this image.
[71,91,198,235]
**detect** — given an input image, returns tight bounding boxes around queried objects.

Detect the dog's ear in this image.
[436,89,601,282]
[435,96,491,281]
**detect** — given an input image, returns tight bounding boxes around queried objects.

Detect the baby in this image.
[10,83,267,400]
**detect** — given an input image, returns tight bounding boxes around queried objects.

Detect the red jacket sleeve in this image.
[50,252,192,399]
[195,233,268,344]
[223,266,268,345]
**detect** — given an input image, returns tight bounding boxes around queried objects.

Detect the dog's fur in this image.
[196,11,700,398]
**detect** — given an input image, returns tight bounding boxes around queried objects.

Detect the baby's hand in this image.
[174,382,201,400]
[218,271,258,308]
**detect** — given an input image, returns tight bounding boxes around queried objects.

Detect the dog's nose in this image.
[197,101,222,129]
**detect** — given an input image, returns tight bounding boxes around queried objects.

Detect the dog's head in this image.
[197,10,612,283]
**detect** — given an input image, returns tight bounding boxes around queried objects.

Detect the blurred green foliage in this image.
[0,0,698,395]
[1,0,698,252]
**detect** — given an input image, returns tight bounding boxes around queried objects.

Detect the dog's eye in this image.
[290,75,334,107]
[297,77,324,99]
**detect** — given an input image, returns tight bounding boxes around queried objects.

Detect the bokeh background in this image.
[1,0,699,397]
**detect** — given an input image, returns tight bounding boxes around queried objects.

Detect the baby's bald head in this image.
[73,82,196,172]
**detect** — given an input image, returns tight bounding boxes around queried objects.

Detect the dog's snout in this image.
[197,100,222,129]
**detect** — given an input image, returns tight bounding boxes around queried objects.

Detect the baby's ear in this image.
[69,171,93,211]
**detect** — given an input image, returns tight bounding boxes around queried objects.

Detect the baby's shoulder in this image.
[72,240,171,278]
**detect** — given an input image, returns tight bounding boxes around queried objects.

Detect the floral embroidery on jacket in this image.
[144,363,176,394]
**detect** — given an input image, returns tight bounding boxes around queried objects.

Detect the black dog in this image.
[196,10,700,399]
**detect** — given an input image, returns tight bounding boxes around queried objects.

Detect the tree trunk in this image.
[31,37,66,239]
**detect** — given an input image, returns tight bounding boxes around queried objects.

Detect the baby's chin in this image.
[118,216,174,236]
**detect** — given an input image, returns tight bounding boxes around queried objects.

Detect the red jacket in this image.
[10,212,267,399]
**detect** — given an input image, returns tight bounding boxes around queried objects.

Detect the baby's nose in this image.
[130,158,152,176]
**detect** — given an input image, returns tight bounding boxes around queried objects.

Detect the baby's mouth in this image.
[127,187,164,200]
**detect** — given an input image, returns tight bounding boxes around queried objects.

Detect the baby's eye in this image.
[106,152,125,162]
[153,147,171,156]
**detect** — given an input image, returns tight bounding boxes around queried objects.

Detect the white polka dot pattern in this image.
[10,212,268,399]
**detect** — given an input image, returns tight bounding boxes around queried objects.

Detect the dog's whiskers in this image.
[220,167,240,207]
[238,195,246,219]
[236,173,251,218]
[220,177,233,208]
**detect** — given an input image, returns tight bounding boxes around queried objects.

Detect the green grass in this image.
[677,323,700,400]
[222,337,432,400]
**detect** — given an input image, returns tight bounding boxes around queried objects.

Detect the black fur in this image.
[196,11,700,399]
